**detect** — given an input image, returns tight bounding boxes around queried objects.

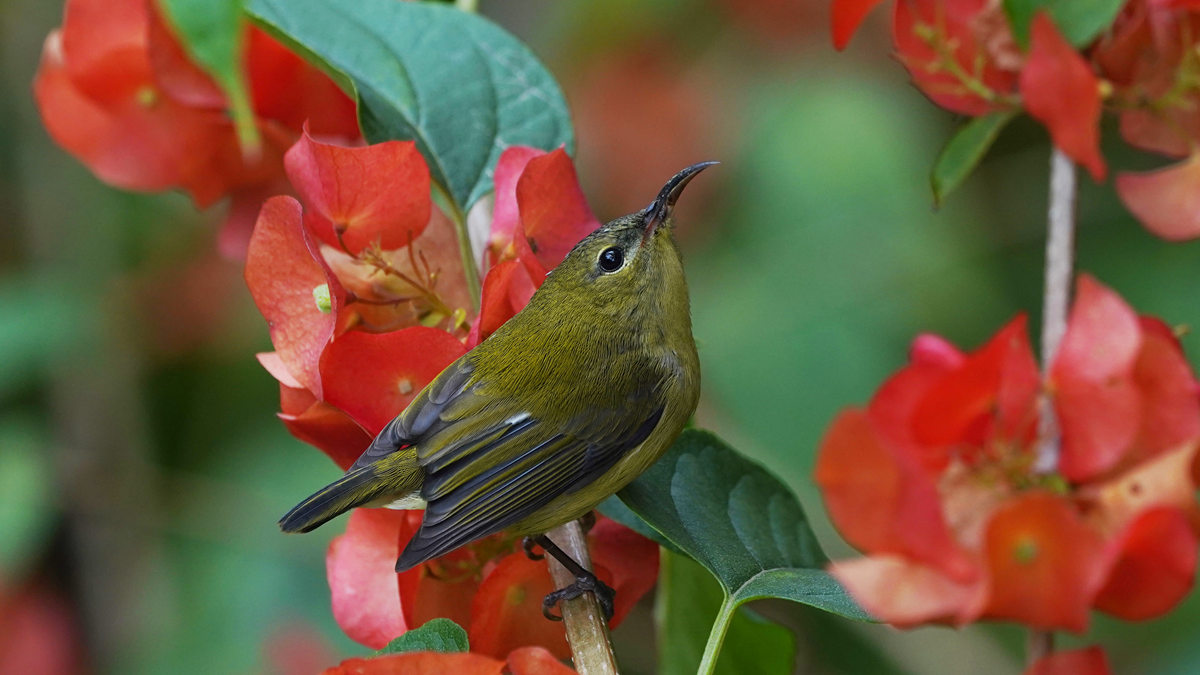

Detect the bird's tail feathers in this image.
[279,449,422,533]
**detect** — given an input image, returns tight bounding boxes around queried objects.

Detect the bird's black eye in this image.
[598,246,624,273]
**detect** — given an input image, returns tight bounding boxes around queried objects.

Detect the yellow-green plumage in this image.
[280,163,709,573]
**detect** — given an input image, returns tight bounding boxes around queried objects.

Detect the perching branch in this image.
[544,521,619,675]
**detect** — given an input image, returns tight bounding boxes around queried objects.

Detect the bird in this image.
[279,161,712,620]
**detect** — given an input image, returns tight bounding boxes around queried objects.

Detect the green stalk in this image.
[433,182,482,310]
[697,596,737,675]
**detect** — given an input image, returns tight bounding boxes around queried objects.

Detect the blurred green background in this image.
[3,0,1199,672]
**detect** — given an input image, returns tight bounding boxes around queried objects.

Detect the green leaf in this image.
[657,550,796,675]
[246,0,574,215]
[375,618,469,655]
[158,0,260,153]
[0,415,55,576]
[617,429,870,673]
[930,111,1014,207]
[598,494,684,556]
[1002,0,1126,48]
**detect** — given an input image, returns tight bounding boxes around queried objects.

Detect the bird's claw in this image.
[541,574,615,623]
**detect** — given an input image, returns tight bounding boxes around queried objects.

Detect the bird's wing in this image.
[393,389,666,570]
[347,356,477,472]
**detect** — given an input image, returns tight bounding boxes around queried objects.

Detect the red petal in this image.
[327,509,410,649]
[912,316,1039,450]
[1019,13,1106,181]
[892,0,1018,116]
[1116,153,1200,241]
[246,28,359,137]
[320,327,467,435]
[982,492,1106,632]
[832,0,887,49]
[1130,317,1200,459]
[489,146,544,260]
[1051,276,1142,481]
[1025,647,1112,675]
[470,260,525,347]
[284,132,431,254]
[468,554,569,660]
[393,512,481,631]
[245,196,344,396]
[515,148,599,277]
[815,410,976,581]
[1095,506,1197,620]
[829,556,985,627]
[277,382,372,470]
[58,0,147,101]
[587,516,660,627]
[506,647,577,675]
[323,652,504,675]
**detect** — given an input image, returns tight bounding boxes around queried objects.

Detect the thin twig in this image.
[1033,148,1076,475]
[1027,148,1077,664]
[544,521,619,675]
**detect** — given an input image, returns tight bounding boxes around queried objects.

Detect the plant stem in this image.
[1033,148,1076,475]
[1026,628,1055,666]
[544,521,619,675]
[697,596,736,675]
[434,183,482,309]
[1028,148,1077,663]
[455,0,479,13]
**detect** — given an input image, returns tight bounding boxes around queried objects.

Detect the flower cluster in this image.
[33,0,359,256]
[244,134,658,659]
[833,0,1200,240]
[816,275,1200,631]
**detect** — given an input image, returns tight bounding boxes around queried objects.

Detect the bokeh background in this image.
[3,0,1199,672]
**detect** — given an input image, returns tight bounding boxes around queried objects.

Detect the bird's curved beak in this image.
[642,161,718,233]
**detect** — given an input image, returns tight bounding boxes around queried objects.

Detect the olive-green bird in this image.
[280,162,712,619]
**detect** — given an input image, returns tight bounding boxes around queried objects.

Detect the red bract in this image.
[891,0,1019,116]
[832,0,888,49]
[245,196,347,397]
[285,132,432,254]
[34,0,360,256]
[817,275,1200,630]
[321,328,467,435]
[326,510,657,658]
[323,646,575,675]
[1116,153,1200,241]
[1019,13,1106,181]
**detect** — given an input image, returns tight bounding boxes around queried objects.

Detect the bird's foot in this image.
[541,572,615,623]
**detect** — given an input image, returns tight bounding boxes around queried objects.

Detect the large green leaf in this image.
[158,0,260,152]
[1003,0,1126,48]
[930,111,1015,207]
[657,550,796,675]
[617,429,869,673]
[375,618,469,655]
[246,0,573,215]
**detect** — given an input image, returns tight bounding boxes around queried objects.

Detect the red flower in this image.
[33,0,359,255]
[891,0,1020,116]
[816,275,1200,630]
[325,509,657,658]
